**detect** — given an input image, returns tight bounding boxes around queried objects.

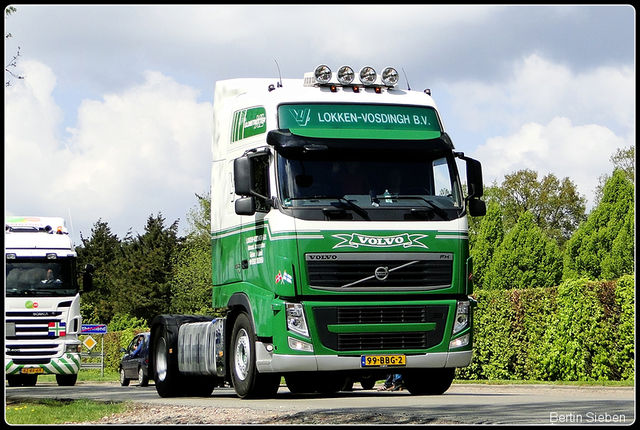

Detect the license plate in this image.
[361,354,406,367]
[21,367,44,374]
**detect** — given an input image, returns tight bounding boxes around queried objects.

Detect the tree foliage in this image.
[563,169,635,280]
[483,211,563,290]
[494,169,586,246]
[170,192,216,315]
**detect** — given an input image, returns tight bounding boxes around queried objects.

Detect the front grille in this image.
[6,311,64,340]
[313,305,449,352]
[306,252,453,291]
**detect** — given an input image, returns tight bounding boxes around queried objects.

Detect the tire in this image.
[56,374,78,387]
[359,375,377,390]
[120,367,130,386]
[153,324,185,397]
[285,372,346,395]
[403,368,455,395]
[138,367,149,387]
[22,374,38,386]
[6,374,37,387]
[230,312,280,399]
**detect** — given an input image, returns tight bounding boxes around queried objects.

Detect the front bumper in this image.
[255,341,472,373]
[5,353,81,376]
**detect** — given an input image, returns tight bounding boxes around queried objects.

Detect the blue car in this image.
[119,332,151,386]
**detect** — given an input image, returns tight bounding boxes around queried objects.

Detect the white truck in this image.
[150,64,485,398]
[5,216,94,386]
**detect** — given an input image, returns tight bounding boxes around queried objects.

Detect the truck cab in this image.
[5,216,93,386]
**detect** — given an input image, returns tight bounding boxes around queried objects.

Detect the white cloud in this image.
[474,117,627,204]
[6,62,213,239]
[443,54,634,207]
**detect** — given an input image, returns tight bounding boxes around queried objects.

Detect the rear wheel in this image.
[230,313,280,399]
[403,368,455,395]
[153,325,185,397]
[137,367,149,387]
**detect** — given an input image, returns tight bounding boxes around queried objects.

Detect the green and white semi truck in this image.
[150,64,486,398]
[5,216,94,386]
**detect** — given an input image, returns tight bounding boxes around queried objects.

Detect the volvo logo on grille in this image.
[374,266,389,282]
[307,254,338,260]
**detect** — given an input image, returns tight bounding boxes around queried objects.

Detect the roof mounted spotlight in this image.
[381,67,399,87]
[337,65,355,85]
[314,64,332,85]
[359,66,377,86]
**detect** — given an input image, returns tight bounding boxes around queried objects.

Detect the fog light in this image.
[288,336,314,352]
[449,333,470,349]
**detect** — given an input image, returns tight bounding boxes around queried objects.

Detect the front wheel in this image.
[56,374,78,387]
[120,367,130,386]
[403,368,455,395]
[230,313,280,399]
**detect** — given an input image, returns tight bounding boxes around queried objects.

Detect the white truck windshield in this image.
[6,258,78,297]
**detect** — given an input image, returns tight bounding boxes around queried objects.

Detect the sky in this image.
[4,5,635,244]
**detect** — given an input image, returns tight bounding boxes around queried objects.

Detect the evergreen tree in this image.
[470,201,504,289]
[76,219,124,324]
[112,213,180,323]
[563,169,634,280]
[484,211,563,290]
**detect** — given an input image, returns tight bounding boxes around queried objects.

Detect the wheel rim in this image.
[155,337,168,382]
[234,328,251,381]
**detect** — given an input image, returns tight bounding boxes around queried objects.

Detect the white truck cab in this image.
[5,216,93,386]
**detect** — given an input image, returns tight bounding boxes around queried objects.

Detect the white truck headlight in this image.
[452,300,470,335]
[285,303,309,337]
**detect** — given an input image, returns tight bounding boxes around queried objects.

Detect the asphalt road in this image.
[5,381,635,425]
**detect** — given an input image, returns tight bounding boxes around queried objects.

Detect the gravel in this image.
[84,403,460,425]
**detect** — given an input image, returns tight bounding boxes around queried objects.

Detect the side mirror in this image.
[82,263,95,293]
[234,156,254,197]
[468,198,486,217]
[465,158,484,200]
[235,197,256,216]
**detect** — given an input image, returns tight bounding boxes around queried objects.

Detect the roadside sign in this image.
[81,324,108,334]
[83,336,97,350]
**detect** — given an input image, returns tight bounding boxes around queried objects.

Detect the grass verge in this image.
[5,398,130,424]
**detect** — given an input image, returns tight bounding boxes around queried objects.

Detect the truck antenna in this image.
[274,60,283,88]
[402,68,411,91]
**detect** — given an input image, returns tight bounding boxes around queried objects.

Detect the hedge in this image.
[81,275,634,381]
[457,275,635,381]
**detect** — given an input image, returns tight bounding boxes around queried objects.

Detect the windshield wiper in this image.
[371,194,450,220]
[288,195,370,220]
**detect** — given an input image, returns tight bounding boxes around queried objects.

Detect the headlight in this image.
[314,64,332,85]
[286,303,309,337]
[337,65,355,85]
[381,67,399,86]
[452,300,470,335]
[359,66,377,86]
[65,344,81,354]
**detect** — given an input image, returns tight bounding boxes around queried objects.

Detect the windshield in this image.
[6,258,78,297]
[276,146,463,221]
